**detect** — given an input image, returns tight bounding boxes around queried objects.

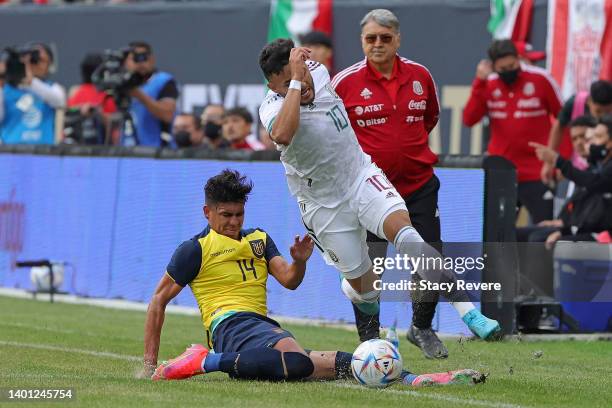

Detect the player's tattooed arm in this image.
[268,234,314,290]
[270,47,310,145]
[141,273,183,378]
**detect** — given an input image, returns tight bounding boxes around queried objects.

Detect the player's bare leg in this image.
[382,209,501,340]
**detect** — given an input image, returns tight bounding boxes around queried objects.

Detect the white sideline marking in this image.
[0,340,141,362]
[334,383,531,408]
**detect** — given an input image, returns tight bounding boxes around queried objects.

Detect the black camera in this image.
[63,107,105,145]
[91,48,146,111]
[1,45,45,87]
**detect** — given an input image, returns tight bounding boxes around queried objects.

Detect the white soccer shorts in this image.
[299,163,407,279]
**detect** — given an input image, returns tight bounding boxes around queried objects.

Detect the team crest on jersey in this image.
[492,88,502,99]
[523,82,535,96]
[327,249,339,263]
[249,239,265,259]
[412,80,424,95]
[360,88,373,100]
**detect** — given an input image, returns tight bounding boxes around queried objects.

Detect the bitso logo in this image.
[360,88,373,100]
[413,80,423,95]
[357,119,366,127]
[355,106,364,115]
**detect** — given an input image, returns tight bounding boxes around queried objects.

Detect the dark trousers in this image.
[517,181,553,224]
[352,174,442,341]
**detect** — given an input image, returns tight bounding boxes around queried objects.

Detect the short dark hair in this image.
[259,38,294,80]
[129,41,152,54]
[569,115,597,128]
[599,114,612,137]
[80,53,103,84]
[205,169,253,205]
[590,80,612,105]
[176,112,202,130]
[299,31,332,49]
[223,107,253,124]
[488,39,518,62]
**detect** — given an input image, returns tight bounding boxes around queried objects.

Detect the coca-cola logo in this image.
[408,100,427,110]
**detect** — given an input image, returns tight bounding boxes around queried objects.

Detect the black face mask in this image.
[498,68,520,85]
[174,131,192,148]
[588,143,609,164]
[204,122,222,140]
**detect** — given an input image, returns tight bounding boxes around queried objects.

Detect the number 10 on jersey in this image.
[326,105,349,132]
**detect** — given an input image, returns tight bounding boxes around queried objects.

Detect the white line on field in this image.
[334,383,531,408]
[0,340,141,362]
[0,339,531,407]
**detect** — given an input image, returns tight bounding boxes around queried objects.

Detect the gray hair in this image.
[360,9,400,33]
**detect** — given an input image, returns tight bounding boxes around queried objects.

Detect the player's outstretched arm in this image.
[268,234,314,290]
[269,47,310,145]
[141,273,183,378]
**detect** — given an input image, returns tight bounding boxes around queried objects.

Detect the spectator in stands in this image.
[222,107,265,151]
[331,9,446,358]
[463,39,562,224]
[0,43,65,144]
[513,41,545,66]
[200,103,228,149]
[517,116,597,242]
[123,41,178,147]
[542,80,612,183]
[172,112,205,148]
[300,31,333,72]
[65,53,117,144]
[529,114,612,247]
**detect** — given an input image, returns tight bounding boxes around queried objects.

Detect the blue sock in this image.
[401,370,418,385]
[202,352,223,372]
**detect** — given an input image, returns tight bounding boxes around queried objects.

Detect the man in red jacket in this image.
[463,40,562,223]
[332,9,446,359]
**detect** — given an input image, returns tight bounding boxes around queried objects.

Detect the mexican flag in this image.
[267,0,332,42]
[487,0,534,41]
[548,0,612,99]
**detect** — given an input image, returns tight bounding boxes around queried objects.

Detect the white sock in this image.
[451,301,476,318]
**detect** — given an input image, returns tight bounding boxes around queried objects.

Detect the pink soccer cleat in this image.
[151,344,209,381]
[409,369,486,387]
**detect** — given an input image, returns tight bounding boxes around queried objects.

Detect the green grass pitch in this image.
[0,296,610,408]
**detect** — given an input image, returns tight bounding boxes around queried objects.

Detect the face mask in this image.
[498,68,520,85]
[174,131,192,148]
[588,143,609,163]
[204,122,222,140]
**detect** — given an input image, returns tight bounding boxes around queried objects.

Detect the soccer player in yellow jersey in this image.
[142,169,485,386]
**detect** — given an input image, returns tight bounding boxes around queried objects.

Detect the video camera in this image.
[1,44,44,87]
[91,47,146,111]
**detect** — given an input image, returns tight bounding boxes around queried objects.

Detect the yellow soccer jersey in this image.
[166,225,281,338]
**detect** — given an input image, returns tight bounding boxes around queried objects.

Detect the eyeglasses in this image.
[363,34,394,44]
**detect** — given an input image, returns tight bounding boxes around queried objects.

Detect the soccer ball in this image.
[30,264,64,292]
[351,339,403,388]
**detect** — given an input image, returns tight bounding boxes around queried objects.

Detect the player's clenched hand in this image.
[290,234,314,263]
[289,47,311,81]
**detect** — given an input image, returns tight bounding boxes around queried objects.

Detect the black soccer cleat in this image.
[406,325,449,359]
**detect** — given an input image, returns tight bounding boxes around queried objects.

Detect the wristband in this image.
[289,80,302,91]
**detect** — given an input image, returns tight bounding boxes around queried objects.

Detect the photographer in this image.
[0,43,66,144]
[122,41,178,147]
[66,53,117,144]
